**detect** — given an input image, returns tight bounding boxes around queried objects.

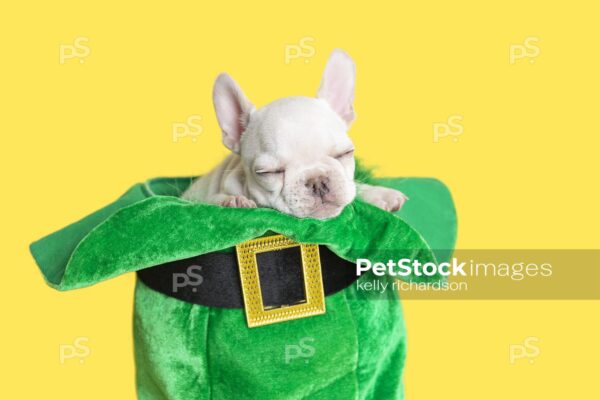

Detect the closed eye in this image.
[335,148,355,159]
[255,169,285,175]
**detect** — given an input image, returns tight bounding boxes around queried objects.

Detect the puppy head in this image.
[213,50,357,219]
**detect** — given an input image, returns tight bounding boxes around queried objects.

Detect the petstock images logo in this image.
[352,249,600,300]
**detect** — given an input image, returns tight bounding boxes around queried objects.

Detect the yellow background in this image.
[1,1,598,399]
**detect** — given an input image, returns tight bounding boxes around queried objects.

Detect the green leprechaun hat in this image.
[30,168,456,400]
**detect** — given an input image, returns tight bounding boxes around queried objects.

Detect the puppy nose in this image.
[305,176,330,198]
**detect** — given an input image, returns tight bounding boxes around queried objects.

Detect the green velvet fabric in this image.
[30,175,456,400]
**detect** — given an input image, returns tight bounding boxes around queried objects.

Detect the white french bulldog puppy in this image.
[182,49,407,219]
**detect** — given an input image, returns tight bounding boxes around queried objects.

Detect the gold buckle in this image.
[236,234,326,328]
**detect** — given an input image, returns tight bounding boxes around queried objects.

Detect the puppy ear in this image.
[317,49,356,125]
[213,73,254,153]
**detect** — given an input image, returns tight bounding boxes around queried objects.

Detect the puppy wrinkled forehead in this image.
[246,96,348,153]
